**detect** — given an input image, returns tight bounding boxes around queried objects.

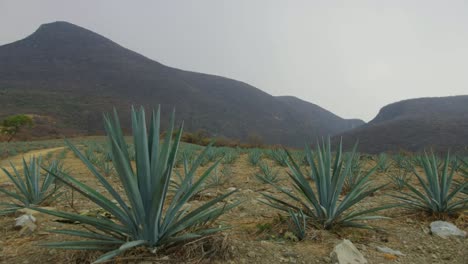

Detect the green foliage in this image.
[201,147,223,165]
[221,148,239,164]
[387,169,412,190]
[392,152,468,216]
[34,107,238,263]
[459,158,468,194]
[255,222,273,234]
[1,114,33,142]
[287,209,307,241]
[206,165,232,188]
[247,148,263,166]
[267,149,288,167]
[377,153,392,173]
[0,157,63,215]
[392,154,414,173]
[255,162,281,184]
[95,159,114,177]
[261,138,390,230]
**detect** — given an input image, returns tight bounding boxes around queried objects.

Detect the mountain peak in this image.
[0,21,362,147]
[37,21,84,30]
[29,21,112,46]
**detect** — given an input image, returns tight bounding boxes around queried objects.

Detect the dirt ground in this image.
[0,146,467,264]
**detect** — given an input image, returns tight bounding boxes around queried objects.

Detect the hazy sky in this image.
[1,1,467,121]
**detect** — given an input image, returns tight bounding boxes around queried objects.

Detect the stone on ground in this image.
[430,221,466,239]
[330,239,367,264]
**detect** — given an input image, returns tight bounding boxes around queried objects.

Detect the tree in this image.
[1,115,33,142]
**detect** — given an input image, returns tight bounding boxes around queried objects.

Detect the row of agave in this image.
[0,107,467,263]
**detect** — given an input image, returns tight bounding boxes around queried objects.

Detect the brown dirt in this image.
[0,147,467,264]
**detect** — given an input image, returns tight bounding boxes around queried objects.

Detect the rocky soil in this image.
[0,147,466,263]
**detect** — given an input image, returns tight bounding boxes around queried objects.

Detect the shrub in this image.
[261,138,390,230]
[392,152,468,216]
[1,114,33,142]
[34,107,238,263]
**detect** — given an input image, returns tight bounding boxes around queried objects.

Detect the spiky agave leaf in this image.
[0,156,63,214]
[35,107,239,263]
[458,158,468,195]
[261,138,391,230]
[392,152,468,215]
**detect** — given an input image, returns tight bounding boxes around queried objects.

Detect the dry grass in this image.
[0,144,467,264]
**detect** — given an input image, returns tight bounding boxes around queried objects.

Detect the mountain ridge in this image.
[0,21,362,146]
[335,95,468,153]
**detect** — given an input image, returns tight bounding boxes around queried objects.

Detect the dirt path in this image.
[0,147,66,181]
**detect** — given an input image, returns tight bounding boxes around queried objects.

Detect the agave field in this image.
[0,109,467,264]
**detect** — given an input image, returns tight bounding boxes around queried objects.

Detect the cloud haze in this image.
[1,0,467,121]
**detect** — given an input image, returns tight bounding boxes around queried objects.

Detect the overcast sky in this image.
[1,1,467,121]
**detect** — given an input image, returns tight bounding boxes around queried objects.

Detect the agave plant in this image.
[267,148,288,167]
[261,138,390,230]
[392,152,468,216]
[0,157,63,215]
[248,149,263,166]
[392,154,414,173]
[387,169,411,191]
[205,165,232,188]
[456,157,468,195]
[222,148,239,164]
[255,162,281,184]
[35,107,238,263]
[377,153,392,173]
[200,147,222,166]
[287,209,307,241]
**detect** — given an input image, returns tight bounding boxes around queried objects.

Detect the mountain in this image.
[275,96,364,135]
[335,96,468,153]
[0,21,362,146]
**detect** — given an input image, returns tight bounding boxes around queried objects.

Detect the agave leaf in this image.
[35,107,237,263]
[262,137,387,230]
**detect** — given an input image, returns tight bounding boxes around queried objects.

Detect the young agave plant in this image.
[459,158,468,194]
[377,153,392,173]
[255,162,281,184]
[261,138,390,230]
[35,107,238,263]
[248,148,263,166]
[392,152,468,216]
[267,149,288,167]
[0,157,63,215]
[387,169,411,191]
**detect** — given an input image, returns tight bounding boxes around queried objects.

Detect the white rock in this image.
[15,214,37,235]
[227,187,237,192]
[330,239,367,264]
[376,246,405,256]
[15,214,36,227]
[430,221,466,238]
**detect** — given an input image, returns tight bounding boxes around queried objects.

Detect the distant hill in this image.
[0,21,362,146]
[335,96,468,153]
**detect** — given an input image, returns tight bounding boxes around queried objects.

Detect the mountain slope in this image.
[335,96,468,153]
[0,21,362,146]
